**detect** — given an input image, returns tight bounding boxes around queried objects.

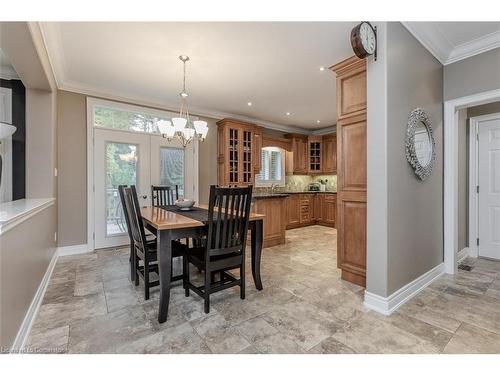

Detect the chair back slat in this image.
[118,185,133,242]
[151,185,179,207]
[206,185,253,258]
[123,186,148,254]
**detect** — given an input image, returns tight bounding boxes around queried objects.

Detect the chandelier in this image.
[157,55,208,147]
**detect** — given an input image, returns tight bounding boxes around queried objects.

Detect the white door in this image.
[478,114,500,260]
[94,129,199,249]
[94,128,151,249]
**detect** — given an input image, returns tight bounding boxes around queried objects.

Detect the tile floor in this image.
[27,226,500,354]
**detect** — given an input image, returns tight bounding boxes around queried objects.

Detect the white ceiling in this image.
[41,22,358,132]
[403,21,500,65]
[41,22,500,132]
[0,48,19,80]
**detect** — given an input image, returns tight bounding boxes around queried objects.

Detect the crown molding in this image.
[447,30,500,65]
[311,125,337,135]
[401,22,450,65]
[402,22,500,66]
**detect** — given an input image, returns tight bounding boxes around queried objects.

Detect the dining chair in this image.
[123,185,187,300]
[118,185,157,283]
[151,185,179,207]
[183,185,253,313]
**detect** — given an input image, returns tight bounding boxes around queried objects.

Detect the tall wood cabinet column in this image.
[330,56,367,287]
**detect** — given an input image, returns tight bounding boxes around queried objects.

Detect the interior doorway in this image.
[444,88,500,274]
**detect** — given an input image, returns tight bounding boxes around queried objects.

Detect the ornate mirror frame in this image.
[405,108,436,181]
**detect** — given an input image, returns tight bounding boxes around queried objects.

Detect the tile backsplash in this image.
[255,175,337,194]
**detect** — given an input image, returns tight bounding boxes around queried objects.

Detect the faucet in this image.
[270,183,277,193]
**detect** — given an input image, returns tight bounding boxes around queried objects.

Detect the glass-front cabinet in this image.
[217,119,262,186]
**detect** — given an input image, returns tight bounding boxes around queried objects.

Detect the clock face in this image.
[359,22,376,54]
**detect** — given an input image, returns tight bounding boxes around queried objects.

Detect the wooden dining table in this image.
[140,204,265,323]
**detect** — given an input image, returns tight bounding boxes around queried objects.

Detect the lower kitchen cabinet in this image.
[286,193,336,229]
[252,197,286,248]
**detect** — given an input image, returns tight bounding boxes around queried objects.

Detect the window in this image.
[92,100,198,134]
[160,147,185,197]
[256,147,285,187]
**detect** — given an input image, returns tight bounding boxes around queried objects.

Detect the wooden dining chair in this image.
[118,185,158,283]
[123,185,186,300]
[183,185,253,313]
[151,185,179,207]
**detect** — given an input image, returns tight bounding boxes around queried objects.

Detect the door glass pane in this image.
[160,147,184,197]
[106,142,137,236]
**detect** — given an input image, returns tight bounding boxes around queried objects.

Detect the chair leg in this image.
[134,254,139,286]
[184,256,190,297]
[204,267,211,314]
[240,263,245,300]
[144,260,150,301]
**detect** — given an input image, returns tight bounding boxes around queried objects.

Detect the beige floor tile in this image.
[443,323,500,354]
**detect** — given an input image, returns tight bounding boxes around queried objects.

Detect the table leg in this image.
[250,219,263,290]
[157,229,172,323]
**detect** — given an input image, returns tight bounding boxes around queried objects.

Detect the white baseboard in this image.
[364,262,445,316]
[9,248,59,353]
[57,243,90,257]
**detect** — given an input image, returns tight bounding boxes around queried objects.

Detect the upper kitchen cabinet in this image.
[217,118,262,186]
[285,134,308,174]
[333,56,367,121]
[322,134,337,174]
[308,136,322,174]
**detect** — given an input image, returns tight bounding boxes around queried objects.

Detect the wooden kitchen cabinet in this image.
[331,55,367,287]
[286,194,301,229]
[308,136,322,174]
[217,118,262,186]
[320,194,336,227]
[285,134,308,174]
[252,197,286,248]
[322,134,337,174]
[299,194,314,224]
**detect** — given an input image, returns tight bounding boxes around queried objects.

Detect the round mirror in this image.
[405,108,435,181]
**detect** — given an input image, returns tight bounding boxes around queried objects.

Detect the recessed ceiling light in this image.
[247,102,252,106]
[317,120,321,124]
[286,112,291,116]
[319,66,325,71]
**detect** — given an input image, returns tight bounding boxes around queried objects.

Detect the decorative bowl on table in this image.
[175,199,195,211]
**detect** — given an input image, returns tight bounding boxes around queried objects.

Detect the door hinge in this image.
[477,238,480,246]
[476,134,479,141]
[477,185,479,194]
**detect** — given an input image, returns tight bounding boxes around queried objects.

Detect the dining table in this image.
[140,204,265,323]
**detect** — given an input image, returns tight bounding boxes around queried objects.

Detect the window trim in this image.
[255,146,286,187]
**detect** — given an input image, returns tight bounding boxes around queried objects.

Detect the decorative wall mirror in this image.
[405,108,435,181]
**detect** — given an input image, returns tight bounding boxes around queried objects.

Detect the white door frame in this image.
[468,112,500,258]
[443,88,500,274]
[86,97,199,251]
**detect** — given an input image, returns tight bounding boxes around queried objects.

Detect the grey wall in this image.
[386,22,443,295]
[56,90,220,246]
[57,91,87,246]
[0,204,57,349]
[367,22,444,297]
[0,22,58,349]
[444,48,500,101]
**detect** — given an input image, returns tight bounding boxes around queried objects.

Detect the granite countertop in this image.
[253,191,337,199]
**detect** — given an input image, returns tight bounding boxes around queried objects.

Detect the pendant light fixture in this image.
[157,55,208,147]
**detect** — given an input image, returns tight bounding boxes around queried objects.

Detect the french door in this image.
[93,128,196,249]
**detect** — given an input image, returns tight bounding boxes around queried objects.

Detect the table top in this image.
[141,204,264,230]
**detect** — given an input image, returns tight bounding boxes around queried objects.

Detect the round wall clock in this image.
[350,22,377,60]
